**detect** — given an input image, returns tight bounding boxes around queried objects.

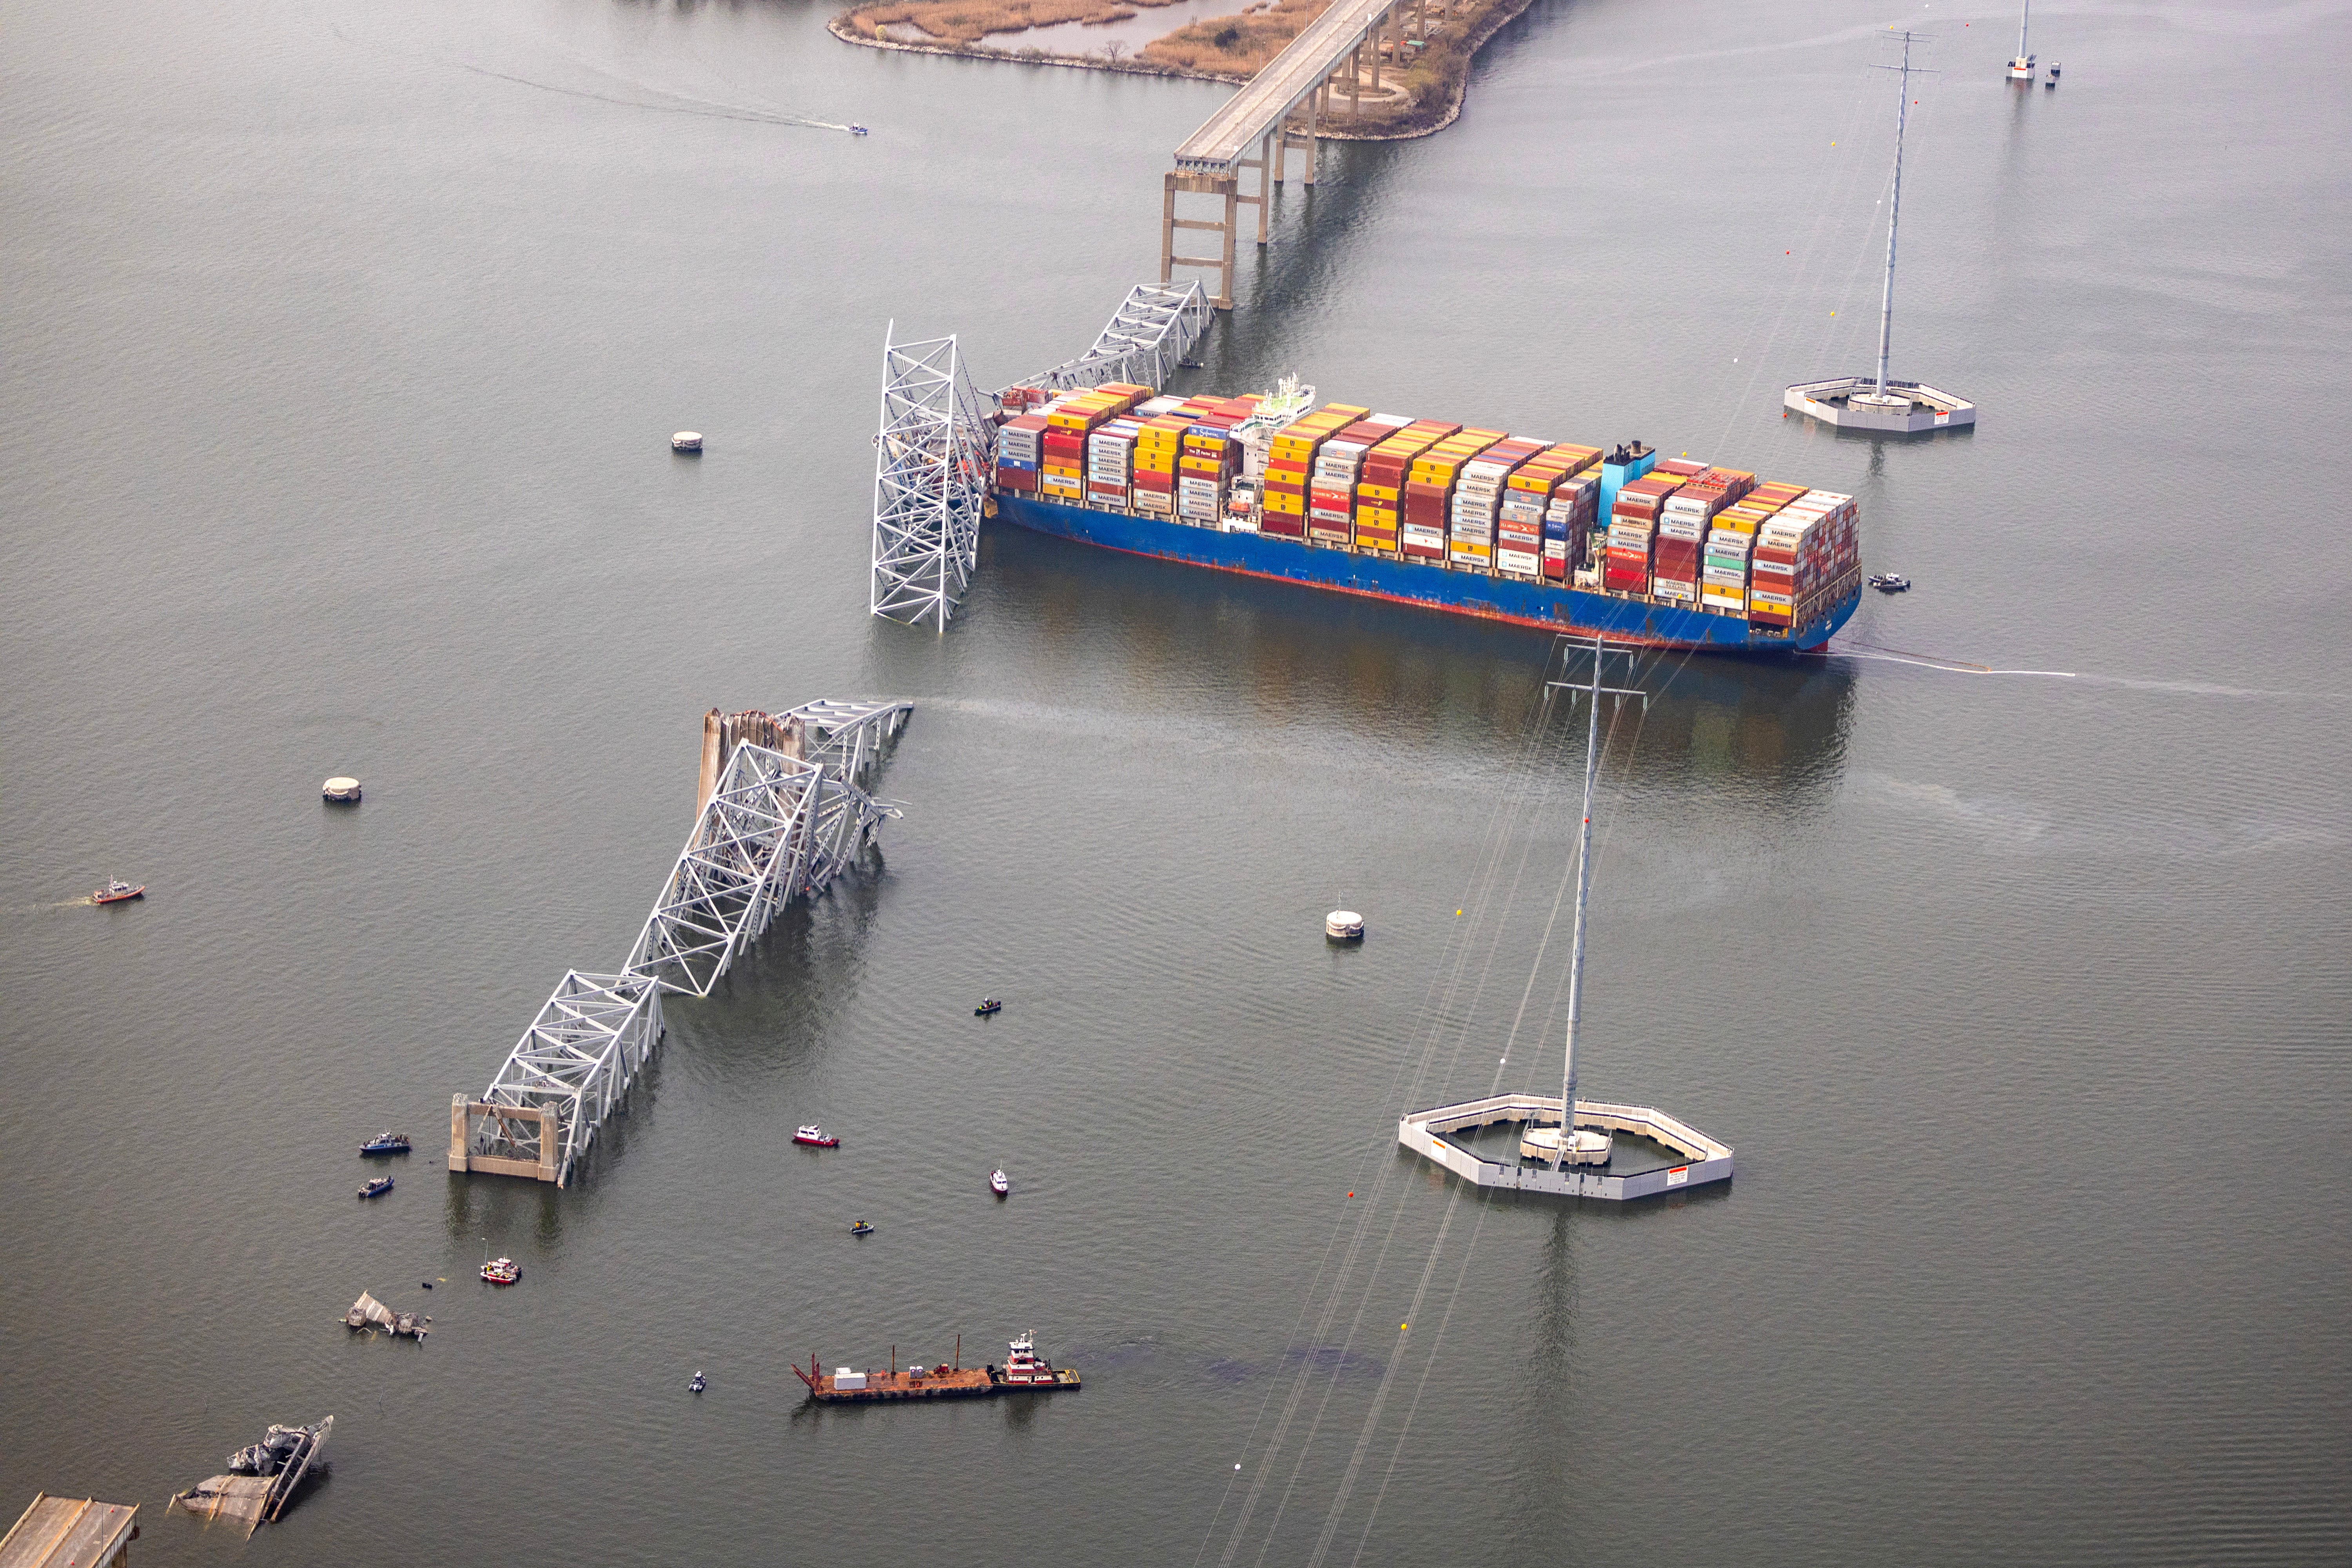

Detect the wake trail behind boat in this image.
[449,60,855,131]
[1832,642,2344,702]
[326,21,857,132]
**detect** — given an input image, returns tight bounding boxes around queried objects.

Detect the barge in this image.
[794,1332,1080,1403]
[990,381,1861,654]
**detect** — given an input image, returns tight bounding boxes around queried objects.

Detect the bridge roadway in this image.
[1173,0,1400,174]
[1163,0,1457,309]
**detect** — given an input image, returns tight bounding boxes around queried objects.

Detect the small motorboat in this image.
[481,1256,520,1285]
[849,1220,875,1236]
[359,1132,411,1156]
[93,880,145,905]
[2046,63,2061,85]
[358,1177,394,1200]
[1177,357,1206,370]
[989,1169,1009,1197]
[689,1370,707,1394]
[974,997,1002,1017]
[793,1125,839,1148]
[848,123,869,136]
[1869,573,1912,593]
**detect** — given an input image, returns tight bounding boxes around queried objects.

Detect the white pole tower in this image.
[1871,32,1934,397]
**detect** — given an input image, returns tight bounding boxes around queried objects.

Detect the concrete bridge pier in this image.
[1161,0,1397,311]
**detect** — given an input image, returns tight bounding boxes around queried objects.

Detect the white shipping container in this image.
[835,1370,866,1390]
[1653,579,1696,601]
[1497,549,1543,575]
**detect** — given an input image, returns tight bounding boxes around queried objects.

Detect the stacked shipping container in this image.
[996,386,1856,629]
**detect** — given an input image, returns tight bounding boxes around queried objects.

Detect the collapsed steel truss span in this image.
[1015,281,1211,396]
[454,700,912,1185]
[868,283,1207,632]
[871,328,993,631]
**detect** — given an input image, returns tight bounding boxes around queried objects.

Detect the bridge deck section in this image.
[1174,0,1397,174]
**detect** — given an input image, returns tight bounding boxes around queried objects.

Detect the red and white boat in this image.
[93,879,145,905]
[989,1169,1009,1197]
[481,1256,519,1285]
[995,1331,1075,1388]
[793,1125,839,1148]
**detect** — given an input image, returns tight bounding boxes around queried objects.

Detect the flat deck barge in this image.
[795,1333,1080,1403]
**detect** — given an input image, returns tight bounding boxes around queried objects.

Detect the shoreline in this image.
[828,0,1539,143]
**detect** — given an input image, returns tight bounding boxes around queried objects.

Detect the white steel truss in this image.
[871,327,994,631]
[458,699,912,1186]
[1013,281,1212,395]
[623,735,901,998]
[467,971,664,1184]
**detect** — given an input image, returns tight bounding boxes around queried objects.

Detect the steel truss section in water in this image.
[454,699,912,1186]
[867,284,1206,632]
[624,720,906,1000]
[459,972,665,1183]
[871,327,993,631]
[1012,281,1211,396]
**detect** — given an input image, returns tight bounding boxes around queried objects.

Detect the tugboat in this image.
[357,1176,394,1199]
[92,879,145,904]
[359,1132,411,1156]
[848,123,869,135]
[992,1330,1080,1389]
[989,1169,1009,1197]
[689,1370,707,1394]
[1869,573,1912,593]
[849,1220,875,1236]
[481,1256,520,1285]
[973,997,1002,1017]
[793,1125,839,1148]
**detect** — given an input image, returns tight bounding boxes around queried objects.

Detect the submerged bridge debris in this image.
[169,1417,331,1537]
[450,699,913,1186]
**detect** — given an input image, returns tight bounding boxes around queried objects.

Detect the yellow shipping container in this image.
[1263,492,1304,515]
[1356,483,1399,503]
[1357,506,1398,526]
[1179,454,1226,475]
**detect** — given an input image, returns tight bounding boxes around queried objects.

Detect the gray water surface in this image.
[4,0,2348,1563]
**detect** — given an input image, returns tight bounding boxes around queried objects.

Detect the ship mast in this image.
[1549,637,1643,1170]
[1871,32,1934,397]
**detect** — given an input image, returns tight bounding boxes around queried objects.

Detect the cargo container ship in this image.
[987,379,1860,653]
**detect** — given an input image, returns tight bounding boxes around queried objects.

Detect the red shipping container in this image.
[1133,472,1174,494]
[995,468,1039,493]
[1261,513,1306,539]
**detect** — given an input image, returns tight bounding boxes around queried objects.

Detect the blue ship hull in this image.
[991,497,1858,653]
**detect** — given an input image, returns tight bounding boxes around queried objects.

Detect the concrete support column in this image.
[1304,82,1319,185]
[448,1093,470,1172]
[1160,173,1177,285]
[697,708,722,815]
[1220,182,1238,301]
[1256,131,1273,242]
[1372,8,1386,92]
[1348,40,1362,119]
[1163,170,1240,311]
[537,1107,562,1185]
